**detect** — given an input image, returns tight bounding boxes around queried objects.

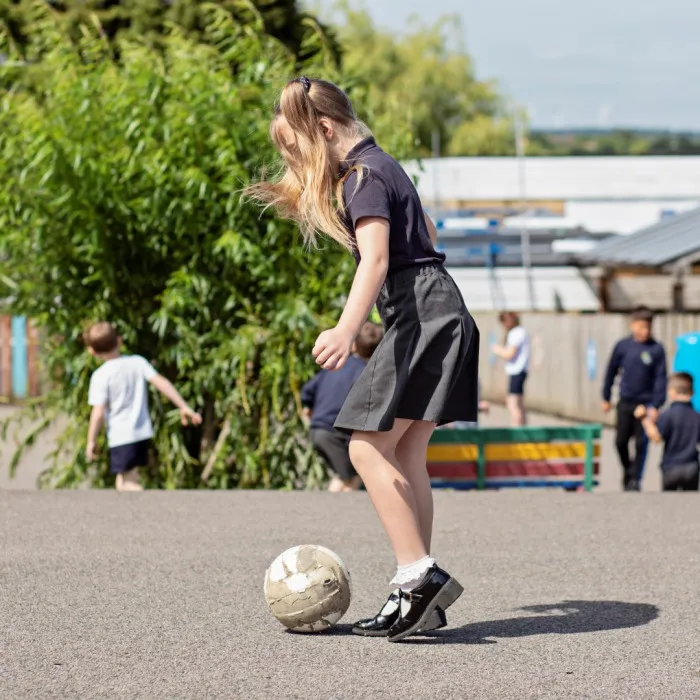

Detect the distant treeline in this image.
[529,130,700,157]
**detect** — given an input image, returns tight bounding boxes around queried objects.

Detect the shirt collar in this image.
[339,136,376,176]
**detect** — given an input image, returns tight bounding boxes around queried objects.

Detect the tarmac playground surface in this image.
[1,489,698,699]
[2,404,697,698]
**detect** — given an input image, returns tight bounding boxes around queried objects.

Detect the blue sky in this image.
[322,0,700,130]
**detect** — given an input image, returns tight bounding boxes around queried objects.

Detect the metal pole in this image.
[514,111,535,310]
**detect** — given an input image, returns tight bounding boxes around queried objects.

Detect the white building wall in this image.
[405,156,700,235]
[406,156,700,201]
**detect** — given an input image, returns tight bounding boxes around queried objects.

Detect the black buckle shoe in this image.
[386,566,463,643]
[352,589,447,637]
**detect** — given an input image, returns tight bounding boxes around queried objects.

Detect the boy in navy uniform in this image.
[301,322,383,492]
[636,372,700,491]
[602,306,667,491]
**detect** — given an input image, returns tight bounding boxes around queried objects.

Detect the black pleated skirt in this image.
[334,263,479,433]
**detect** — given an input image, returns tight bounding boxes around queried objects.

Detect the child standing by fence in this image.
[602,306,667,491]
[491,311,530,426]
[247,77,479,641]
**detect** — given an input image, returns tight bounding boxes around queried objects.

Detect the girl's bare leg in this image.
[349,419,427,565]
[351,419,463,641]
[395,420,437,552]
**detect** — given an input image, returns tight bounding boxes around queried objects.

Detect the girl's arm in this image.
[313,217,389,370]
[338,217,389,334]
[424,213,438,246]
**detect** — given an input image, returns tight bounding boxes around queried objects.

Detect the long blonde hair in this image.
[245,78,367,251]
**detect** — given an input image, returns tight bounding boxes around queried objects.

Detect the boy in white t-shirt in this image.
[491,311,530,426]
[84,322,202,491]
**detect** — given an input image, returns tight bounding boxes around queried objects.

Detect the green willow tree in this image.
[0,5,367,489]
[0,0,340,63]
[328,2,514,157]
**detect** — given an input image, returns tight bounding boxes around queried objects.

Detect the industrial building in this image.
[412,156,700,312]
[576,207,700,312]
[407,156,700,235]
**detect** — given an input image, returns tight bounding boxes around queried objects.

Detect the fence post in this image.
[584,428,595,493]
[27,321,39,397]
[477,434,486,491]
[0,316,11,398]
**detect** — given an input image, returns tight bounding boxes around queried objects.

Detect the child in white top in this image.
[85,322,201,491]
[492,311,530,426]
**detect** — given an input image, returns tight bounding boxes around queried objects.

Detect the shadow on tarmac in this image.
[317,600,660,645]
[405,600,660,645]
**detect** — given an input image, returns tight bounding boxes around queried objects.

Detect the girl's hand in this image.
[313,326,355,371]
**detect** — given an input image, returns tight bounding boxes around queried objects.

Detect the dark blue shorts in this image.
[508,371,528,396]
[109,439,150,475]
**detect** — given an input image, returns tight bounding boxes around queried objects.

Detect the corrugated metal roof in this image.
[578,207,700,266]
[403,156,700,201]
[448,266,600,312]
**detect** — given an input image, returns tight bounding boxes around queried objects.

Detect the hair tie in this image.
[297,76,311,93]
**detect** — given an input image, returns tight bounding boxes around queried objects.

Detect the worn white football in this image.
[263,545,352,633]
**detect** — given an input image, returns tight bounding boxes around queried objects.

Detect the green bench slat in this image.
[430,425,602,445]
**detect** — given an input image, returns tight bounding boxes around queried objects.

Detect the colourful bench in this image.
[427,425,602,492]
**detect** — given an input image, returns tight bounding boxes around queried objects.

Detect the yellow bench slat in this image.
[427,442,601,463]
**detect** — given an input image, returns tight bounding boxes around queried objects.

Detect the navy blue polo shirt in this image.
[300,355,367,431]
[656,401,700,470]
[602,336,667,408]
[339,137,446,271]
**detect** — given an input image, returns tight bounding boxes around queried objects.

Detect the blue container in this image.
[673,333,700,412]
[11,316,28,399]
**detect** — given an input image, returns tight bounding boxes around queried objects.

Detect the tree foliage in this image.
[528,129,700,157]
[326,2,514,158]
[0,3,360,489]
[0,0,340,63]
[0,1,531,490]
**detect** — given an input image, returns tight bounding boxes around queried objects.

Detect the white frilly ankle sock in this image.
[390,556,436,592]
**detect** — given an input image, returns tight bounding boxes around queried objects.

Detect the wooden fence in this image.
[3,310,700,416]
[473,312,700,424]
[0,316,41,400]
